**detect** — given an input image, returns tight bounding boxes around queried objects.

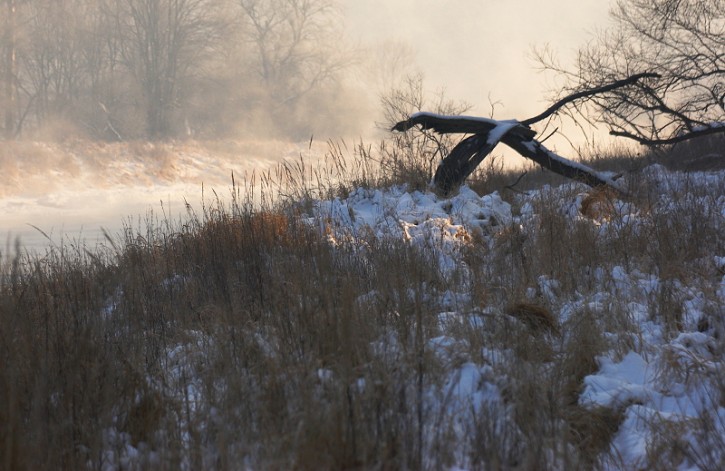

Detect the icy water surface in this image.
[1,139,316,253]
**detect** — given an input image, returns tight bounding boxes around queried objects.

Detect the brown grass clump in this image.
[249,212,294,246]
[580,186,620,221]
[565,405,626,461]
[505,302,560,336]
[2,135,724,469]
[195,210,295,250]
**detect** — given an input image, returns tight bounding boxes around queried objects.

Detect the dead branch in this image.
[393,112,623,195]
[500,135,619,190]
[433,134,494,194]
[504,171,529,195]
[392,113,537,140]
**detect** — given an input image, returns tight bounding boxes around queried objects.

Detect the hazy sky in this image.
[342,0,614,133]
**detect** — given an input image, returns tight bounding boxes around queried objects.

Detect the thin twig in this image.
[504,171,529,195]
[539,127,558,144]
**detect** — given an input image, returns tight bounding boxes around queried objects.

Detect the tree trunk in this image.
[3,0,16,138]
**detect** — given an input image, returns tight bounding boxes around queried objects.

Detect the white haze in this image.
[2,1,614,252]
[345,0,614,152]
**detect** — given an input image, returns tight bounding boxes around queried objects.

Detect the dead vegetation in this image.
[1,136,724,470]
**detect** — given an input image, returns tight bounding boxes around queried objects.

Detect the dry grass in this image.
[505,302,560,336]
[1,135,723,469]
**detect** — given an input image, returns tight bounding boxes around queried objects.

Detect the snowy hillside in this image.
[3,159,724,470]
[303,164,725,470]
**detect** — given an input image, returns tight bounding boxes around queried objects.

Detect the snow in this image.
[691,121,725,132]
[582,341,723,470]
[580,352,654,409]
[312,185,512,277]
[93,160,725,469]
[485,119,521,146]
[314,185,512,243]
[305,167,725,469]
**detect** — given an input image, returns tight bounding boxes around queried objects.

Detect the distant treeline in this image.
[0,0,366,140]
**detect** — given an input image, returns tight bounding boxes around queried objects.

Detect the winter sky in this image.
[343,0,614,144]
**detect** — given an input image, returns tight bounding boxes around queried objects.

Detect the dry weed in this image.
[505,302,560,336]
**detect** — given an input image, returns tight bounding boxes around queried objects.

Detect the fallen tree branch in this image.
[499,135,621,191]
[432,120,526,194]
[393,112,625,195]
[392,112,537,140]
[433,134,493,194]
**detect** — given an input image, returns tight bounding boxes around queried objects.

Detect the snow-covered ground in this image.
[93,162,724,469]
[306,165,725,469]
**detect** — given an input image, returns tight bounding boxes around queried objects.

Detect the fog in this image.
[1,0,614,251]
[344,0,612,120]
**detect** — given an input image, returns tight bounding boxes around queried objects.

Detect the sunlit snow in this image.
[64,158,725,469]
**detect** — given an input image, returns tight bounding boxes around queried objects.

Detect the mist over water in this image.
[1,140,325,252]
[1,1,612,252]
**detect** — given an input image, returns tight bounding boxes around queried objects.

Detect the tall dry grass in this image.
[1,134,723,469]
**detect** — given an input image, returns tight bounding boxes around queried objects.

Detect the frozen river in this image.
[1,139,320,255]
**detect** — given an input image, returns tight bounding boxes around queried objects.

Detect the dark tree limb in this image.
[499,135,620,190]
[393,113,624,195]
[433,120,531,194]
[434,134,494,195]
[504,171,529,195]
[610,123,725,145]
[392,112,537,140]
[521,72,661,126]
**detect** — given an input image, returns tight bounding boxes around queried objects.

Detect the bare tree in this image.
[115,0,226,137]
[3,1,131,138]
[538,0,724,146]
[20,1,92,126]
[1,0,18,137]
[364,39,417,96]
[238,0,347,108]
[381,74,472,188]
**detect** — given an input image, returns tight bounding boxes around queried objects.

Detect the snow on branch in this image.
[393,112,625,195]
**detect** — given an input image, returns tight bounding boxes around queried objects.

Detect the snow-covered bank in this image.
[302,164,725,469]
[7,155,723,469]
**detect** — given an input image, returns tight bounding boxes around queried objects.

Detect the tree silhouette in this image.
[538,0,724,146]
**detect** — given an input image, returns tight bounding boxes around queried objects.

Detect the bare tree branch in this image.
[392,112,536,140]
[536,0,725,147]
[521,72,660,126]
[610,123,725,145]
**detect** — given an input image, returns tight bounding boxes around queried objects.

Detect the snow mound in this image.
[309,185,511,276]
[312,185,511,241]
